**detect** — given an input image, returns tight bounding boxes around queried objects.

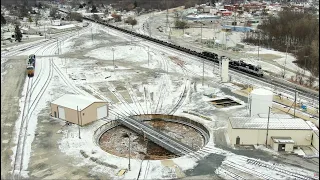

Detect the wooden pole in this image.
[265,107,271,147]
[77,106,81,139]
[294,86,297,118]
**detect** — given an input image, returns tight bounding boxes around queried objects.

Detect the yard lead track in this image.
[12,59,53,180]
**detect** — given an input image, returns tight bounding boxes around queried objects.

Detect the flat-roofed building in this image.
[227,114,316,151]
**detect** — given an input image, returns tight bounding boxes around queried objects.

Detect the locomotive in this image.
[26,54,36,77]
[200,51,263,77]
[27,65,34,77]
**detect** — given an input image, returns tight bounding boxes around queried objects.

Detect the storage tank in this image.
[250,88,273,117]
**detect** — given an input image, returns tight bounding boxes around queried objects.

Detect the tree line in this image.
[243,10,319,77]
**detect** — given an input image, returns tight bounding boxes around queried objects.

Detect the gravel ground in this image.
[1,56,27,179]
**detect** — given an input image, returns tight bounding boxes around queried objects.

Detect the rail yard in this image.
[1,2,319,180]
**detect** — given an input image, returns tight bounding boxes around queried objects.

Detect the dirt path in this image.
[1,57,26,179]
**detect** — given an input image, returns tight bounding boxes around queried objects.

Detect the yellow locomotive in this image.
[26,54,36,78]
[27,65,34,77]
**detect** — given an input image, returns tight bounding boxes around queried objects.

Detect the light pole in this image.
[111,47,115,71]
[122,133,131,171]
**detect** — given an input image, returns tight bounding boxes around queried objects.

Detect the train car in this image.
[29,54,35,60]
[27,54,36,67]
[26,65,34,77]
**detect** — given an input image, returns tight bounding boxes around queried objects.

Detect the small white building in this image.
[52,19,61,26]
[227,115,314,152]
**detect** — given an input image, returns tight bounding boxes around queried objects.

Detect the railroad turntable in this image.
[96,114,211,160]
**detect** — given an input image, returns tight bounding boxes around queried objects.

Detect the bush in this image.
[68,12,83,22]
[174,20,188,29]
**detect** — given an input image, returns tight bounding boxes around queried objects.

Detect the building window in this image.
[83,113,85,116]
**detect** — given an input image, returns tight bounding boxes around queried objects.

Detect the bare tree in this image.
[296,69,304,85]
[49,7,58,18]
[306,76,316,87]
[35,13,40,26]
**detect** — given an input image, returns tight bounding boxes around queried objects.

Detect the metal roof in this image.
[51,94,105,111]
[271,137,295,144]
[229,117,312,130]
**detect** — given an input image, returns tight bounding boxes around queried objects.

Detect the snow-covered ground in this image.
[3,19,318,179]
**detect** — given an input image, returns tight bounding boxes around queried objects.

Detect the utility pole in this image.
[283,37,289,78]
[148,46,150,66]
[56,39,59,54]
[258,31,260,61]
[265,106,271,147]
[202,26,204,86]
[165,0,170,40]
[91,27,93,41]
[77,106,81,139]
[128,133,131,171]
[294,86,297,118]
[112,47,115,71]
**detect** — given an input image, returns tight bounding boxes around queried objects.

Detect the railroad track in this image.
[60,11,318,108]
[12,59,53,179]
[11,24,92,179]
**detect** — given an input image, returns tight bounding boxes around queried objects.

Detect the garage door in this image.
[97,105,108,119]
[58,107,66,120]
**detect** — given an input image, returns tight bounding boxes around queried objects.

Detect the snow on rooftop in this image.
[229,117,312,130]
[51,94,105,110]
[50,24,76,29]
[251,88,273,96]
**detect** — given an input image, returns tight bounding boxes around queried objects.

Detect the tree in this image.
[211,0,216,7]
[111,14,122,22]
[28,16,33,23]
[104,9,109,16]
[50,7,58,18]
[68,12,83,22]
[1,14,6,25]
[91,5,98,13]
[93,14,100,21]
[125,17,137,28]
[174,20,188,30]
[14,25,22,42]
[35,13,40,26]
[133,0,138,8]
[19,5,29,18]
[306,75,316,87]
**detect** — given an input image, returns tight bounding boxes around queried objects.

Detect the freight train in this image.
[200,51,263,77]
[59,10,264,78]
[26,54,35,77]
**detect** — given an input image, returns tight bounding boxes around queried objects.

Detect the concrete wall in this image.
[312,131,319,152]
[228,128,313,146]
[80,102,107,126]
[51,102,108,126]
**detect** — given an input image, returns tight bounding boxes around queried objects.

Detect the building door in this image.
[97,105,108,119]
[58,107,66,120]
[236,136,240,145]
[54,111,57,118]
[278,144,285,151]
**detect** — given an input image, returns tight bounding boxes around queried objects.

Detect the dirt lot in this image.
[1,56,26,179]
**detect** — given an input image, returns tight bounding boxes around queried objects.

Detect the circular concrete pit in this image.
[97,114,210,160]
